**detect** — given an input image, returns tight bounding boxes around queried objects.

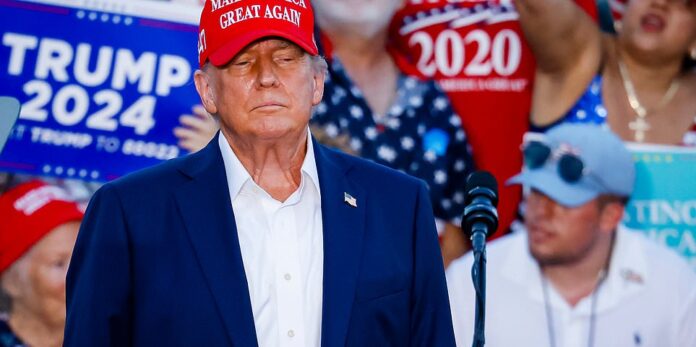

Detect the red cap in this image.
[0,181,83,274]
[197,0,319,68]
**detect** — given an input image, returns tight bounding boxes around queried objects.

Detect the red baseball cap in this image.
[197,0,319,68]
[0,180,84,274]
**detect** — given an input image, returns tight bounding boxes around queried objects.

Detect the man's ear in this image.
[599,201,625,234]
[311,68,325,106]
[194,69,218,115]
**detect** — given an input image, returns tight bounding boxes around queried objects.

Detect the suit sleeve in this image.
[64,183,133,346]
[409,181,457,346]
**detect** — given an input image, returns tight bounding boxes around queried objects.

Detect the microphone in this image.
[461,171,499,253]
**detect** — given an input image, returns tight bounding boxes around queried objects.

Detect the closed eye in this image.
[275,56,298,64]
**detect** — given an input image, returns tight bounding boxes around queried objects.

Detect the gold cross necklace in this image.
[617,56,681,142]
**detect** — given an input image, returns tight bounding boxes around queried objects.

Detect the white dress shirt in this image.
[219,132,324,347]
[446,226,696,347]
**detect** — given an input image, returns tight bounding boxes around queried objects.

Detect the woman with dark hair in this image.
[518,0,696,144]
[0,181,82,347]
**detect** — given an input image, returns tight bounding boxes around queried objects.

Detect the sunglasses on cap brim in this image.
[521,133,608,190]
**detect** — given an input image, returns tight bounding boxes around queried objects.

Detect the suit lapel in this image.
[174,135,258,347]
[315,141,366,347]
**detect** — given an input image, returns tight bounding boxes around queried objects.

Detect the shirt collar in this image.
[218,129,321,203]
[302,130,321,198]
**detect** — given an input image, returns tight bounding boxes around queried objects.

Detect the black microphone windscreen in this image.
[465,171,498,195]
[465,171,499,206]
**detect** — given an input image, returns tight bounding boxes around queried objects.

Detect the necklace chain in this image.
[540,233,616,347]
[541,270,607,347]
[617,57,681,143]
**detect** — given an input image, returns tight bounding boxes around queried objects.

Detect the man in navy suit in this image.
[64,0,456,346]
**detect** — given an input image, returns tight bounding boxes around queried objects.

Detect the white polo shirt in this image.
[218,132,323,347]
[446,226,696,347]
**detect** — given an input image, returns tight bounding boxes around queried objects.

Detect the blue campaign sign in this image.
[623,144,696,271]
[0,0,202,181]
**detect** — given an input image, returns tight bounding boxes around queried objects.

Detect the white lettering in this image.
[3,32,38,76]
[14,185,71,215]
[629,200,696,226]
[74,44,114,87]
[52,85,90,126]
[211,0,242,12]
[155,55,191,97]
[198,29,206,59]
[30,126,93,149]
[220,5,262,29]
[284,0,306,8]
[683,201,696,225]
[659,201,681,224]
[111,49,156,94]
[632,200,649,224]
[679,230,696,254]
[265,5,300,26]
[35,38,73,82]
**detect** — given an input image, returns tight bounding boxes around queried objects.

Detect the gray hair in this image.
[0,254,32,314]
[310,54,328,75]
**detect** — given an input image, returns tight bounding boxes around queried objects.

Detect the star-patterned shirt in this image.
[532,75,696,146]
[310,57,474,224]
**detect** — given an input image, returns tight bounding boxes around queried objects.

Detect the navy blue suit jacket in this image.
[65,135,456,347]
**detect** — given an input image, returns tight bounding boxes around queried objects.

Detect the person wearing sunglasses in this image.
[445,124,696,347]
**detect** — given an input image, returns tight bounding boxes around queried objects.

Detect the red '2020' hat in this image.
[197,0,319,68]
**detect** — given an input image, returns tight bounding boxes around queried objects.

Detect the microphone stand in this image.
[470,222,488,347]
[462,172,498,347]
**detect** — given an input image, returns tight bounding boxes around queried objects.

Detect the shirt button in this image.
[288,330,295,338]
[284,273,292,281]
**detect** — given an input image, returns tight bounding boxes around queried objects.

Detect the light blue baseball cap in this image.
[508,124,635,207]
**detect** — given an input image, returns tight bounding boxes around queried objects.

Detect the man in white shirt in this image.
[447,124,696,347]
[64,0,456,346]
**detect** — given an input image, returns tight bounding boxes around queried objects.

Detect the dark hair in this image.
[597,194,630,210]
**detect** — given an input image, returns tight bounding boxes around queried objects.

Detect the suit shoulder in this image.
[102,153,195,198]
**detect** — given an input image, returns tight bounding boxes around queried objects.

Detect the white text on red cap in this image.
[13,186,70,216]
[219,5,302,29]
[212,0,307,13]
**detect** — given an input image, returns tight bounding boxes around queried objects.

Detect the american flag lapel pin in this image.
[344,192,357,208]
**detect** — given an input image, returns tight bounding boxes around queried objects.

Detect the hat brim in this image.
[507,169,598,208]
[208,28,318,68]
